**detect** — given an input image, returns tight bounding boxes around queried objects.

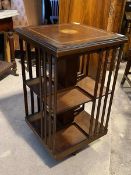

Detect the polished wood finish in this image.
[57,55,79,88]
[16,24,126,57]
[26,78,91,113]
[16,24,127,160]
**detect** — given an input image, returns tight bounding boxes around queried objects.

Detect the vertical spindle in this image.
[19,38,29,116]
[89,50,103,137]
[105,46,123,131]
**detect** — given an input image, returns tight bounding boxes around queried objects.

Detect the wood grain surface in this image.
[16,24,127,57]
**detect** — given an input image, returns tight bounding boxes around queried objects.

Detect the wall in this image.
[11,0,28,28]
[23,0,42,26]
[59,0,126,32]
[12,0,42,49]
[60,0,111,30]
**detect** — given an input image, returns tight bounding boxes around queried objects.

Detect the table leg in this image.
[8,31,18,75]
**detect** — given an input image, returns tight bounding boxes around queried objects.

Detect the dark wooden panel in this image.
[0,17,13,31]
[58,55,79,88]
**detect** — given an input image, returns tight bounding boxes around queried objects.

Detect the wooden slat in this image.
[99,48,117,133]
[94,50,109,134]
[105,46,123,130]
[43,51,47,144]
[38,48,44,139]
[48,53,52,148]
[26,43,34,114]
[35,48,41,112]
[19,39,29,116]
[89,50,103,137]
[52,56,57,152]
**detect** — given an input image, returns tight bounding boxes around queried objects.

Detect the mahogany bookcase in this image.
[16,24,127,160]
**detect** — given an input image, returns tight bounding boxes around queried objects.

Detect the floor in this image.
[0,60,130,175]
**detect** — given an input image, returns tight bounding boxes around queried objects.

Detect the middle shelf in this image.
[25,75,111,114]
[26,78,91,114]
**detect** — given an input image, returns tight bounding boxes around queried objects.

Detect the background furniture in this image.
[16,24,127,160]
[120,1,131,87]
[50,0,59,24]
[0,2,18,75]
[121,50,131,86]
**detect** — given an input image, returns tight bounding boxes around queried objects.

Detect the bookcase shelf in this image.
[26,78,91,113]
[26,110,106,159]
[16,23,127,160]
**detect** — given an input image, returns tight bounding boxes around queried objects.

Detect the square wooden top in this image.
[16,24,127,57]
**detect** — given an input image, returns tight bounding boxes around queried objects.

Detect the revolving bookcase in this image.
[16,24,127,160]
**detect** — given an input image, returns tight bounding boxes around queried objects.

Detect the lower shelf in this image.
[26,110,107,159]
[54,124,87,154]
